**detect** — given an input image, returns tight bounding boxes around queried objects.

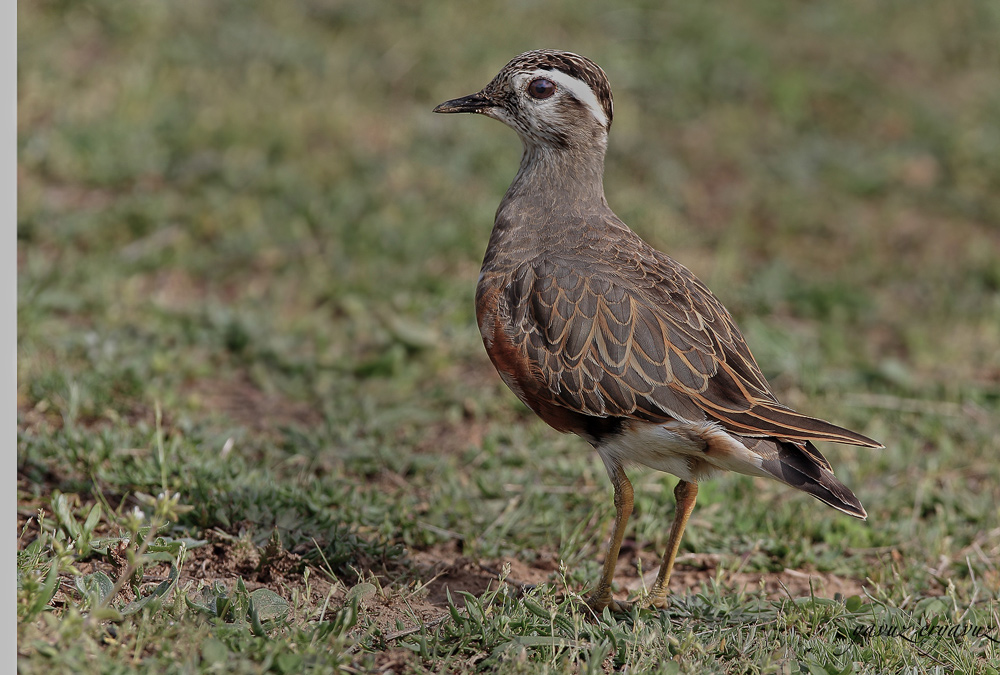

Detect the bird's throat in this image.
[505,141,608,212]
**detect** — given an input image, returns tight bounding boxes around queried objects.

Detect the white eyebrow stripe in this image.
[525,68,608,128]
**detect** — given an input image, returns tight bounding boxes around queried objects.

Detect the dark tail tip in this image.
[760,441,868,520]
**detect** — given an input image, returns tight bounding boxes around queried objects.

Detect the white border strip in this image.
[525,68,608,128]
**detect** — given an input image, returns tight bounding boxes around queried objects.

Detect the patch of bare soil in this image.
[185,374,322,431]
[414,418,492,458]
[18,505,339,615]
[184,529,303,587]
[617,549,867,600]
[17,387,157,435]
[402,540,865,610]
[407,542,561,608]
[21,495,868,644]
[357,538,870,640]
[343,543,566,645]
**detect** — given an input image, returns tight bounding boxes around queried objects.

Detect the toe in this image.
[585,594,633,614]
[609,598,633,613]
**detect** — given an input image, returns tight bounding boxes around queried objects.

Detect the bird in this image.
[433,49,883,613]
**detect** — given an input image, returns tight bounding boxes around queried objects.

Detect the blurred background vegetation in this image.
[17,0,1000,672]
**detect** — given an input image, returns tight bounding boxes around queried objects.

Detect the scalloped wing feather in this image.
[505,252,882,449]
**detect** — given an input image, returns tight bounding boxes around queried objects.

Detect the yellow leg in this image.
[647,480,698,609]
[585,464,633,613]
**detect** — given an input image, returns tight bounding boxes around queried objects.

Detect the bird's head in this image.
[434,50,614,153]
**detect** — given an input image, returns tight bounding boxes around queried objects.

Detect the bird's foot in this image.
[645,593,670,611]
[644,581,670,610]
[585,592,633,614]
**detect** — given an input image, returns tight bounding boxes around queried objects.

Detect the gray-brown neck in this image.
[498,133,610,224]
[483,134,615,271]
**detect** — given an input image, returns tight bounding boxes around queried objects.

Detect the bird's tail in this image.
[743,437,868,519]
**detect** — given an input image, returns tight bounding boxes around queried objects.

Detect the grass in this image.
[17,0,1000,672]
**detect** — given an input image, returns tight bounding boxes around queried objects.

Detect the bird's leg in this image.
[646,480,698,610]
[585,464,633,613]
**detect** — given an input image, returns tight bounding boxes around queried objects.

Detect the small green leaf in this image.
[523,598,551,620]
[513,636,584,648]
[660,661,680,675]
[216,594,234,621]
[248,596,267,637]
[346,582,376,604]
[83,503,103,534]
[185,594,217,617]
[28,560,60,617]
[275,652,303,674]
[88,537,118,555]
[91,606,123,622]
[142,551,180,564]
[447,591,463,627]
[76,570,115,605]
[845,595,863,613]
[135,524,169,546]
[121,593,162,616]
[200,638,228,665]
[329,596,359,636]
[249,588,291,623]
[147,539,186,556]
[121,565,178,615]
[52,493,81,540]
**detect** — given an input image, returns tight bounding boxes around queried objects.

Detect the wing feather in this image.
[508,256,881,448]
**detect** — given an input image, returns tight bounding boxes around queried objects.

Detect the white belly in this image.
[595,419,769,483]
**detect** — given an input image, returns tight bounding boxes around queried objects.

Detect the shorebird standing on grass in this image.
[434,49,882,612]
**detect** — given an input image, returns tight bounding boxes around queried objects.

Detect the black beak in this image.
[433,92,493,114]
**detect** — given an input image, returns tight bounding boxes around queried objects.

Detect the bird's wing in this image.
[506,255,882,448]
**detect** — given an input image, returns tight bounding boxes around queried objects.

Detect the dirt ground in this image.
[16,371,871,638]
[18,490,868,642]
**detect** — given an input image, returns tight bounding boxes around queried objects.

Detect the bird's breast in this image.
[475,273,530,400]
[475,271,597,437]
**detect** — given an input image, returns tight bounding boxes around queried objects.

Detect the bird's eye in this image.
[527,78,556,99]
